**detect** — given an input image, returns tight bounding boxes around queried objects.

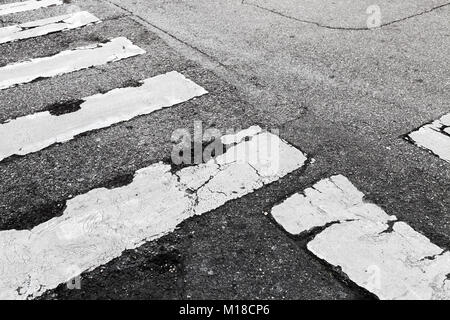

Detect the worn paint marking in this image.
[0,0,62,16]
[0,127,308,299]
[0,37,145,90]
[407,113,450,163]
[271,175,450,300]
[0,71,207,161]
[0,11,100,44]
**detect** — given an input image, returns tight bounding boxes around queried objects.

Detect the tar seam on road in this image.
[242,0,450,31]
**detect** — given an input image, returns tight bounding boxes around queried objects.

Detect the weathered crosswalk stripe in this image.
[0,37,145,90]
[0,71,207,162]
[271,175,450,300]
[0,11,100,44]
[0,126,308,299]
[0,0,62,16]
[407,113,450,163]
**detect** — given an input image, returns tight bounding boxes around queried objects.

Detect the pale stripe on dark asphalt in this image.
[0,71,207,161]
[407,113,450,163]
[0,0,62,16]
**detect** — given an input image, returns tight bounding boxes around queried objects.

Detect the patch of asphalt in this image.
[102,0,314,126]
[40,166,366,300]
[0,13,278,230]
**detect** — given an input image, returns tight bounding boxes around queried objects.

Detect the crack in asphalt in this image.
[242,0,450,31]
[101,0,313,128]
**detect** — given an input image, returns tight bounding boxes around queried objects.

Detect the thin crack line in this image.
[243,0,450,31]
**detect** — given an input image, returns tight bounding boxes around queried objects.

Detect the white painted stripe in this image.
[0,127,308,299]
[0,0,62,16]
[407,114,450,163]
[0,37,145,90]
[0,71,207,161]
[271,175,450,300]
[0,11,100,44]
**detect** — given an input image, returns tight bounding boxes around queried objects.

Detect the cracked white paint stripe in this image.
[271,175,450,300]
[0,71,207,161]
[0,127,308,299]
[407,113,450,163]
[0,0,62,16]
[0,11,100,44]
[0,37,145,90]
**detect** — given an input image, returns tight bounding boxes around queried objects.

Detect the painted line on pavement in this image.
[0,0,62,16]
[0,36,145,90]
[271,175,450,300]
[0,11,100,44]
[0,71,207,162]
[0,126,308,299]
[406,113,450,163]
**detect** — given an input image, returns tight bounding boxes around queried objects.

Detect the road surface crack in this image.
[242,0,450,31]
[100,0,230,70]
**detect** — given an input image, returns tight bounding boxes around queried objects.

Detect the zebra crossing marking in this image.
[0,126,308,299]
[0,11,100,44]
[0,37,145,90]
[406,113,450,163]
[0,0,62,16]
[271,175,450,300]
[0,71,207,162]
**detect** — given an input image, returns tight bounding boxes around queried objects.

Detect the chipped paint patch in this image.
[271,175,450,300]
[0,127,307,299]
[407,114,450,163]
[0,11,100,44]
[0,71,207,161]
[0,0,62,16]
[0,37,145,90]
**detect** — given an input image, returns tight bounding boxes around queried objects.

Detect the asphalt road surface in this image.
[0,0,449,300]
